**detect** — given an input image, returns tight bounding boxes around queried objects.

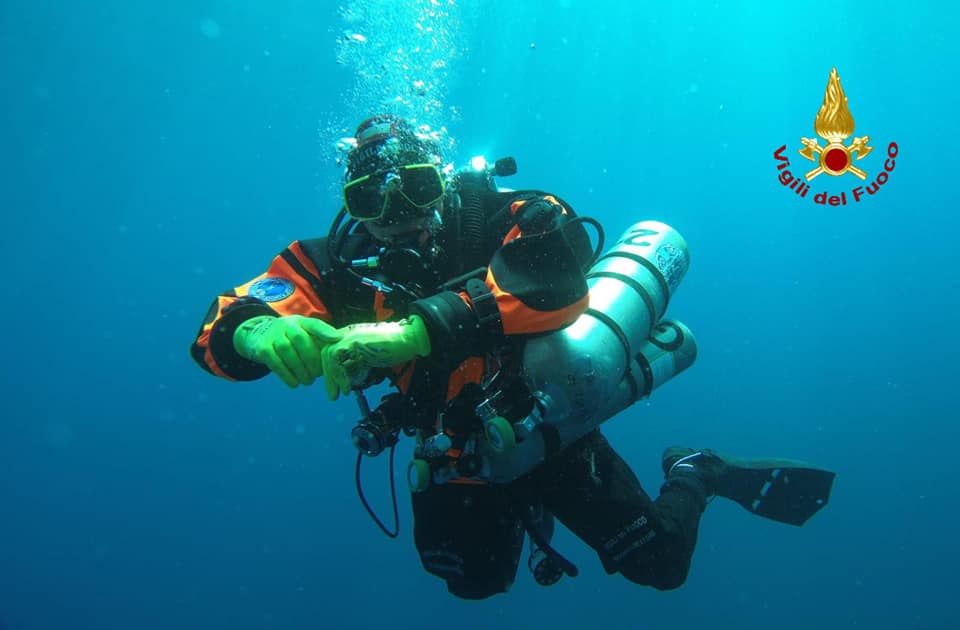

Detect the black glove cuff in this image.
[209,299,277,381]
[409,291,484,369]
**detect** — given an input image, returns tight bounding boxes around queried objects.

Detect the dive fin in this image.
[712,452,836,526]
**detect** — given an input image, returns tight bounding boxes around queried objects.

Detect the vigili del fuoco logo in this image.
[773,67,898,206]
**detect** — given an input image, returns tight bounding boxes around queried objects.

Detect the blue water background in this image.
[1,1,957,628]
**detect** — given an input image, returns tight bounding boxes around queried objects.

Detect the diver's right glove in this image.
[233,315,343,388]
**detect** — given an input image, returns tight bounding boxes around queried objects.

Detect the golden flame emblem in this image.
[799,68,873,180]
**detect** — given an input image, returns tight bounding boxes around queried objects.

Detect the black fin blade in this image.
[717,457,836,526]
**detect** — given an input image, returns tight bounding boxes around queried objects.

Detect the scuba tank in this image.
[477,221,696,483]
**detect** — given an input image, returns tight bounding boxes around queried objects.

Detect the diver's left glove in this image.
[321,315,432,401]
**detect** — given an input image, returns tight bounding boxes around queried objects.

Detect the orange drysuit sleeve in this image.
[190,241,334,381]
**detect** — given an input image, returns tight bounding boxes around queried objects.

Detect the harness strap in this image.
[465,277,504,338]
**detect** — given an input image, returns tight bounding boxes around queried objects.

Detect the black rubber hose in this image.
[458,179,485,273]
[355,445,400,539]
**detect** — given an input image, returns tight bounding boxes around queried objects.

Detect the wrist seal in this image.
[409,290,489,368]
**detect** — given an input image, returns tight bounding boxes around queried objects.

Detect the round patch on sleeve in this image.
[248,277,295,302]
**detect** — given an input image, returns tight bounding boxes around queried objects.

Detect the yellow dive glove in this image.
[233,315,342,388]
[321,315,432,401]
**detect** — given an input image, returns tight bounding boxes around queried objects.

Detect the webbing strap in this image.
[465,277,504,338]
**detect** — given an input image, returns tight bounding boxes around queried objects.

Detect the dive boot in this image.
[662,446,835,526]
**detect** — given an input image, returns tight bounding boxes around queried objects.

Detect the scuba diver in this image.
[190,114,835,599]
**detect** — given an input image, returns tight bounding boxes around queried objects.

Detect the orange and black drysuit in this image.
[190,190,706,601]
